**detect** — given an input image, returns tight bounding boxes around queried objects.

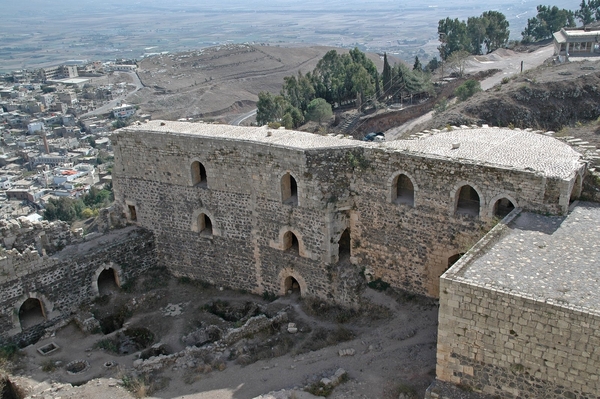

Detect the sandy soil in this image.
[7,272,438,399]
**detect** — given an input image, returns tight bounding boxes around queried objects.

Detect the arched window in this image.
[493,198,515,218]
[199,213,213,236]
[338,229,351,261]
[284,276,301,295]
[98,268,119,295]
[393,174,415,206]
[456,185,480,217]
[281,173,298,206]
[191,161,207,187]
[19,298,45,329]
[283,231,300,254]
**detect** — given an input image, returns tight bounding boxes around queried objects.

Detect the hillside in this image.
[420,58,600,148]
[128,44,389,122]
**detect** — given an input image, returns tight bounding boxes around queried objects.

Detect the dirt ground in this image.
[6,269,438,399]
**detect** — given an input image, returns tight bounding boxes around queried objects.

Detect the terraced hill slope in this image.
[129,44,387,121]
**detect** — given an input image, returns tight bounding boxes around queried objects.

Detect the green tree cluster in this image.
[575,0,600,24]
[381,54,432,102]
[438,11,510,59]
[522,5,576,42]
[44,186,113,222]
[256,48,380,127]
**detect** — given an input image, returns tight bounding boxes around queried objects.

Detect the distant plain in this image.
[1,0,579,71]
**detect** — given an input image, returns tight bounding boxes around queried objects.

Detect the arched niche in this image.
[278,268,308,297]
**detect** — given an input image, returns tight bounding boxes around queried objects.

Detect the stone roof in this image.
[386,128,582,179]
[123,121,582,179]
[122,121,358,150]
[447,203,600,314]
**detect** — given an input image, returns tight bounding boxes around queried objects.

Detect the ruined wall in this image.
[0,220,156,344]
[437,277,600,398]
[111,125,579,302]
[0,217,74,256]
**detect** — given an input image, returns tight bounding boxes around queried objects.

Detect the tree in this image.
[413,56,423,71]
[522,5,576,41]
[438,17,471,60]
[447,50,471,77]
[256,92,288,126]
[467,16,488,55]
[575,0,600,24]
[282,113,293,129]
[425,57,440,72]
[483,11,510,53]
[285,106,304,128]
[382,53,392,97]
[305,98,332,123]
[454,79,482,101]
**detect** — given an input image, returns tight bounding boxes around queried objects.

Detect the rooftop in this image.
[123,121,582,179]
[387,128,582,179]
[446,202,600,314]
[554,28,600,43]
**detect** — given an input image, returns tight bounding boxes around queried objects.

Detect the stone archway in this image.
[284,276,301,294]
[92,263,123,297]
[12,293,54,333]
[97,268,120,295]
[278,269,308,297]
[19,298,45,329]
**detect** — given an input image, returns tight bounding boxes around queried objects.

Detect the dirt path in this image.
[384,44,555,140]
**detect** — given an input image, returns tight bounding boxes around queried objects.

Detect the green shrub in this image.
[454,79,482,101]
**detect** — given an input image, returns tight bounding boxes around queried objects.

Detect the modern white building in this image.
[112,103,136,119]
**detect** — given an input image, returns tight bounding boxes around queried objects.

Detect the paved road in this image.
[79,71,144,118]
[385,44,555,140]
[230,109,257,126]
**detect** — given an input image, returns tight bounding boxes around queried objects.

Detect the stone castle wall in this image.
[437,276,600,398]
[110,124,582,302]
[0,222,156,345]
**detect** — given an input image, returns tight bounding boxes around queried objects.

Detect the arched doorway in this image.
[284,276,301,295]
[98,268,119,295]
[456,185,480,217]
[338,229,351,262]
[19,298,45,329]
[493,198,515,218]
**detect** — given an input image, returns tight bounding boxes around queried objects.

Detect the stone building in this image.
[0,217,156,345]
[434,202,600,398]
[110,121,584,305]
